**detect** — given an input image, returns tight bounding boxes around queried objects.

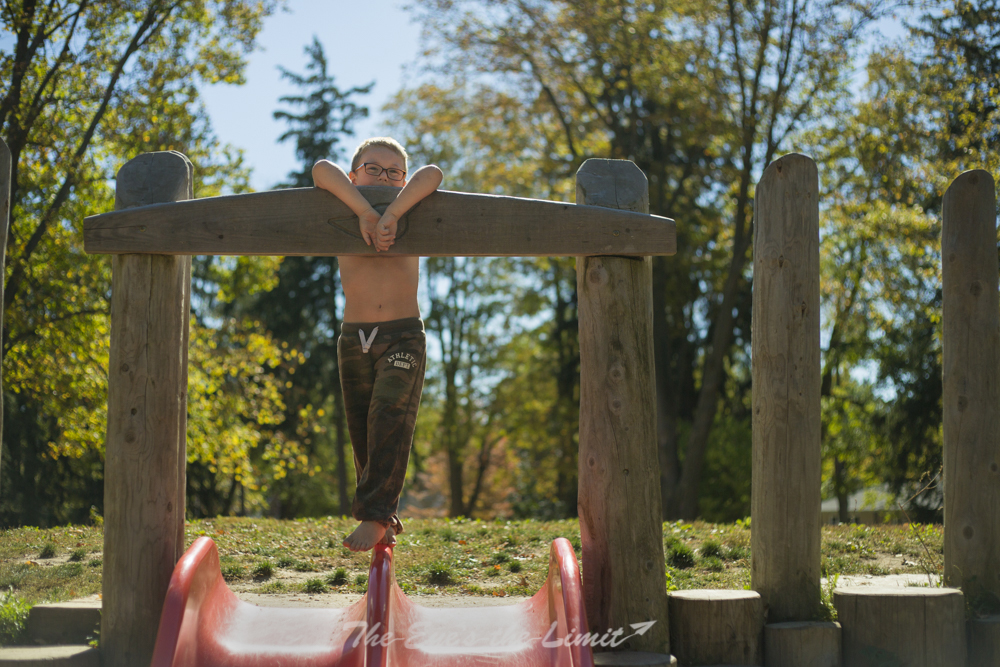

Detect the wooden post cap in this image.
[115,151,193,210]
[576,159,649,213]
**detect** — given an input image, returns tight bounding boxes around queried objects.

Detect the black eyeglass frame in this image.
[353,162,407,182]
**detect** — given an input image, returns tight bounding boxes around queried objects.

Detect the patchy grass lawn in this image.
[0,518,944,608]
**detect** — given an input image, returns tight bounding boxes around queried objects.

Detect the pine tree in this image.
[245,36,372,516]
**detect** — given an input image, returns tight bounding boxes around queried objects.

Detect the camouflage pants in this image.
[338,316,426,536]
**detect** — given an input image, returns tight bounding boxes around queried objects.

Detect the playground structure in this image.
[150,536,594,667]
[0,142,978,666]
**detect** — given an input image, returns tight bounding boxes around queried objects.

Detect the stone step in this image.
[0,646,99,667]
[25,602,100,646]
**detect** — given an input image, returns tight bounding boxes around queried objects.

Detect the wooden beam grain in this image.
[83,186,675,256]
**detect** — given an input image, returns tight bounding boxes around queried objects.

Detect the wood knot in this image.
[167,502,173,513]
[120,363,129,373]
[130,408,137,415]
[588,266,607,285]
[958,395,968,412]
[610,398,622,413]
[623,469,629,476]
[971,280,983,296]
[609,365,624,384]
[964,525,975,540]
[588,456,596,468]
[777,255,784,268]
[991,462,998,473]
[125,431,135,443]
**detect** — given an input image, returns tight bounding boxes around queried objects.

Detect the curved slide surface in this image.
[150,536,594,667]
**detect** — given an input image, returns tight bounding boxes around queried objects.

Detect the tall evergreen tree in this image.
[235,36,372,516]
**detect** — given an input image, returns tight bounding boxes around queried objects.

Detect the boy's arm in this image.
[376,165,444,249]
[312,159,382,248]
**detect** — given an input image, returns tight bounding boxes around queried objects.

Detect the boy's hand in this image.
[358,207,382,249]
[375,212,398,252]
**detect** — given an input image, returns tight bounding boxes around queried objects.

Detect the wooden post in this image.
[968,616,1000,665]
[764,621,840,667]
[835,587,966,666]
[0,137,10,496]
[102,151,192,667]
[941,169,1000,604]
[750,153,822,622]
[667,590,764,665]
[576,159,669,655]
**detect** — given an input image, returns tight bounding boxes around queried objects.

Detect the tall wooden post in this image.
[0,137,10,496]
[751,153,821,621]
[103,151,192,667]
[941,169,1000,600]
[577,159,670,655]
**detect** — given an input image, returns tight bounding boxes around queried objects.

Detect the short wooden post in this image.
[577,159,670,655]
[968,616,1000,665]
[941,169,1000,603]
[668,590,764,665]
[102,151,192,667]
[0,136,10,495]
[835,587,966,667]
[750,153,822,622]
[764,621,840,667]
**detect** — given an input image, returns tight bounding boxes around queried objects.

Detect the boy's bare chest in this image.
[338,255,419,289]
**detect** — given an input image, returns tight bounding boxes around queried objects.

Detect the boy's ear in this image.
[348,170,357,185]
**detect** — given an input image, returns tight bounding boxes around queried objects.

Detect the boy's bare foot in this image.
[378,525,396,547]
[343,521,387,552]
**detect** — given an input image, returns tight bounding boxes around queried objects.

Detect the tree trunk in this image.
[834,457,849,523]
[667,232,751,518]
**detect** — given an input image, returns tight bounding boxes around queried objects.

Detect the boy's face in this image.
[350,147,407,187]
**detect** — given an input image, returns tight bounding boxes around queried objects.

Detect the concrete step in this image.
[25,602,100,646]
[0,646,99,667]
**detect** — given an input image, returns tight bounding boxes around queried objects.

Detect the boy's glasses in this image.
[354,163,406,181]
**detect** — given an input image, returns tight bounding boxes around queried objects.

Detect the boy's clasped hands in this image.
[312,144,442,254]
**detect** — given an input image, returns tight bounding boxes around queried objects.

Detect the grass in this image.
[0,518,945,608]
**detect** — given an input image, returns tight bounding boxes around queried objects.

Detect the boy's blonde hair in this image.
[351,137,409,173]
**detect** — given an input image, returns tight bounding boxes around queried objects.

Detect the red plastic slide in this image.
[150,536,595,667]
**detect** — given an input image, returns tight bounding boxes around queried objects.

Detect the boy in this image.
[312,137,443,552]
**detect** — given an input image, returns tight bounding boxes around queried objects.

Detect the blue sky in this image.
[198,1,422,191]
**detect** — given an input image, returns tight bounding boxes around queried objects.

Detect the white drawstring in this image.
[359,326,379,353]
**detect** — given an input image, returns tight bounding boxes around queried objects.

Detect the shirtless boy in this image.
[312,137,443,552]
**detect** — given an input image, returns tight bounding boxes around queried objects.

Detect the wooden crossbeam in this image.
[83,186,675,256]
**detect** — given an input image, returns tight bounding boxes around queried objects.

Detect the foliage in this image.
[0,0,287,526]
[0,591,30,646]
[397,0,889,518]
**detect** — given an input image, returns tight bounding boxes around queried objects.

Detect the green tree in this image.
[400,0,887,518]
[0,0,301,525]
